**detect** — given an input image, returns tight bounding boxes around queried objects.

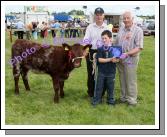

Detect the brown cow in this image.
[11,39,91,103]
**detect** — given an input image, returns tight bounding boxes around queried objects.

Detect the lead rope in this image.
[72,51,93,63]
[72,56,85,63]
[88,52,93,62]
[68,51,73,63]
[92,53,97,77]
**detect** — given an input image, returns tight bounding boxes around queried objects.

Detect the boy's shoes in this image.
[91,99,102,106]
[107,102,115,106]
[87,90,94,97]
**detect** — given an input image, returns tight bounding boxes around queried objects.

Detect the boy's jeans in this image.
[92,73,115,105]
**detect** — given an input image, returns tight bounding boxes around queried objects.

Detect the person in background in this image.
[65,21,71,38]
[50,20,56,38]
[79,20,88,36]
[16,20,25,39]
[54,20,60,37]
[32,22,38,40]
[77,18,81,24]
[83,7,110,97]
[70,21,75,38]
[26,22,33,40]
[74,21,80,37]
[60,22,65,38]
[73,21,77,38]
[39,21,45,38]
[43,22,49,39]
[37,21,41,37]
[116,11,143,106]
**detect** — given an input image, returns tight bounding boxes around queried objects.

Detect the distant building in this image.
[89,12,121,26]
[10,6,49,25]
[104,13,121,26]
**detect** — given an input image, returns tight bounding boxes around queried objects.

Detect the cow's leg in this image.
[59,81,64,98]
[13,64,21,95]
[20,67,30,91]
[52,76,60,103]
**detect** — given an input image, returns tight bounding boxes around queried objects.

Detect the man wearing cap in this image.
[83,7,110,97]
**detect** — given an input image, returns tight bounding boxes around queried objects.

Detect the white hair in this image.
[122,10,137,23]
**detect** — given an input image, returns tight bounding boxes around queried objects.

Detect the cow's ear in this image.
[83,44,92,52]
[62,43,71,51]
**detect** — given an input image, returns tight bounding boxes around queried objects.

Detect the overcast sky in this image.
[5,5,155,16]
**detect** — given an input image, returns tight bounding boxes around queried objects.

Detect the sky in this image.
[5,5,155,16]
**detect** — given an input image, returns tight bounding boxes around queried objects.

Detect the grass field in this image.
[5,31,155,125]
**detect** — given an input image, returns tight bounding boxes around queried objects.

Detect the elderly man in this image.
[83,7,110,97]
[116,11,143,106]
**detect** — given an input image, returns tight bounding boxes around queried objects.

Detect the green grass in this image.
[5,32,155,125]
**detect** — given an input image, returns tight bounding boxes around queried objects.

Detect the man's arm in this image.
[83,25,91,46]
[123,29,143,57]
[98,58,119,63]
[125,47,142,56]
[98,58,112,63]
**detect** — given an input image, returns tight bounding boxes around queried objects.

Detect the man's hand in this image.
[111,57,119,63]
[120,53,129,59]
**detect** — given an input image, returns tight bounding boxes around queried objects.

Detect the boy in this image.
[92,30,120,106]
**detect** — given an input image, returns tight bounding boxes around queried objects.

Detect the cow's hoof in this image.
[60,93,64,98]
[26,88,30,91]
[54,101,59,104]
[87,91,93,97]
[15,92,19,95]
[54,99,59,103]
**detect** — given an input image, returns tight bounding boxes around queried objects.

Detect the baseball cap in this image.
[94,7,104,14]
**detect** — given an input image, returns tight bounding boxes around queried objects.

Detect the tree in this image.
[52,11,68,15]
[68,10,84,15]
[76,10,84,15]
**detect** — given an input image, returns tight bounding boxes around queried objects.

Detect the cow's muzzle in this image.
[72,56,85,68]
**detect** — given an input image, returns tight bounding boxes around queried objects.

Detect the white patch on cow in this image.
[14,63,20,77]
[44,46,55,58]
[14,73,20,77]
[24,75,28,80]
[32,58,43,66]
[16,63,20,72]
[37,58,43,66]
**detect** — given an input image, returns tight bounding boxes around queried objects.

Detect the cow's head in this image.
[63,43,92,68]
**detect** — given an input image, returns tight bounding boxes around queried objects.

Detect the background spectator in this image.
[16,20,25,39]
[54,20,60,37]
[50,20,56,38]
[60,22,65,38]
[39,21,45,38]
[65,21,71,38]
[26,22,33,40]
[32,22,38,40]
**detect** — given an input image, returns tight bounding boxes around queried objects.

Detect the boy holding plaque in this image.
[92,30,122,106]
